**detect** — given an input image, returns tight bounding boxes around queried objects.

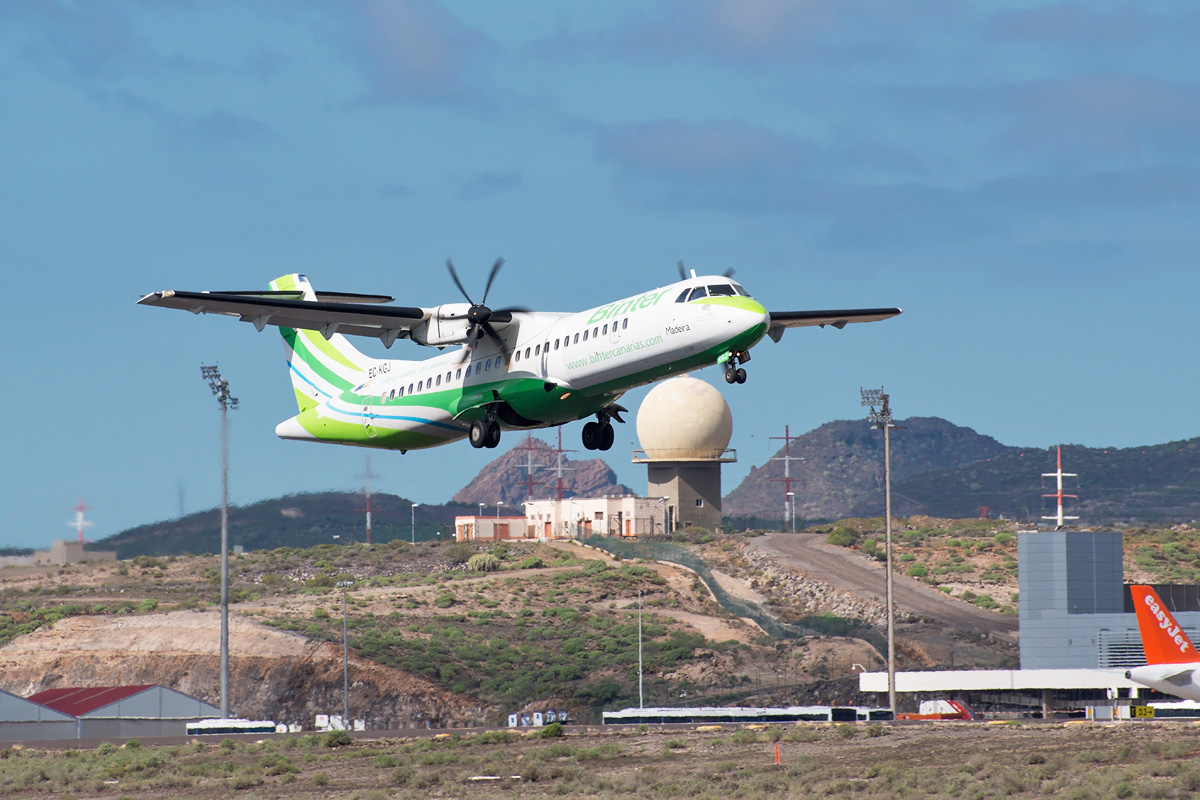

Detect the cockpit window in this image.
[733,285,749,297]
[675,289,691,303]
[686,286,707,302]
[707,284,735,297]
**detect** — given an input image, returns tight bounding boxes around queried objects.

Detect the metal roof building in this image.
[0,689,77,742]
[28,685,221,739]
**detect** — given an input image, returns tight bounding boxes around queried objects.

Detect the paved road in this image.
[751,533,1018,641]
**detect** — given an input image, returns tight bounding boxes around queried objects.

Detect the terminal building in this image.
[861,530,1200,715]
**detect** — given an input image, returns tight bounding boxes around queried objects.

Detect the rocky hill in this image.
[723,417,1012,523]
[452,434,634,506]
[862,439,1200,524]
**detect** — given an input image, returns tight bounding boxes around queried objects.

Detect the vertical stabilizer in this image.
[270,274,376,412]
[1131,585,1197,665]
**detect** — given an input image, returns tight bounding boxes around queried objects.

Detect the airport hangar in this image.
[859,530,1200,715]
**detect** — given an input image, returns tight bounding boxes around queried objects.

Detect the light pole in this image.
[411,503,418,544]
[786,491,795,534]
[496,501,505,520]
[862,387,898,716]
[337,580,355,729]
[201,364,237,719]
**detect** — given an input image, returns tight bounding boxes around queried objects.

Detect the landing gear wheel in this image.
[469,419,489,448]
[599,422,615,451]
[485,420,501,448]
[724,365,737,384]
[582,421,600,450]
[735,367,747,384]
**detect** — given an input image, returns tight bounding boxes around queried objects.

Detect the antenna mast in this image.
[770,426,803,531]
[67,497,94,543]
[1041,445,1079,529]
[512,435,548,500]
[358,455,380,544]
[547,429,576,501]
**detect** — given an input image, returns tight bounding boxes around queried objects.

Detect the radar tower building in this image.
[633,377,736,532]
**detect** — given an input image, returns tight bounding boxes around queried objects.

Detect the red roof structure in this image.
[29,686,154,717]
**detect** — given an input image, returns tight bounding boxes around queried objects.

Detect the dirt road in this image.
[751,533,1018,640]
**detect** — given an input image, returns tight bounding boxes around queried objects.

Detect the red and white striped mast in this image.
[67,497,93,542]
[1042,445,1079,529]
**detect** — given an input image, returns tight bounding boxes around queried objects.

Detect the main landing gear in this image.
[468,414,501,449]
[582,404,627,451]
[724,351,749,384]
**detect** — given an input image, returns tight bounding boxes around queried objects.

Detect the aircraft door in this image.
[362,399,377,438]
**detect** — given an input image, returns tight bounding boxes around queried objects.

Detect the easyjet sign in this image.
[1144,594,1192,656]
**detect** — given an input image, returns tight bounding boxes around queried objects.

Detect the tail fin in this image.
[270,274,376,412]
[1132,585,1197,664]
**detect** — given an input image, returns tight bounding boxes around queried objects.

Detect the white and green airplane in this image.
[139,261,900,453]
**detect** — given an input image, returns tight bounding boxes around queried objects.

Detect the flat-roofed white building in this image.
[524,496,668,539]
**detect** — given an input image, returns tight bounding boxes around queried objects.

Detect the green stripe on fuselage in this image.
[693,295,768,315]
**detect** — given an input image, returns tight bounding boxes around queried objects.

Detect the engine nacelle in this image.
[409,303,472,347]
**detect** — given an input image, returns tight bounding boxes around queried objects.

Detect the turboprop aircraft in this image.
[1126,584,1200,701]
[139,260,901,453]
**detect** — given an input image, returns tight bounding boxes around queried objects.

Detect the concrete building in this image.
[28,685,220,739]
[1019,531,1200,669]
[0,689,77,742]
[524,496,668,539]
[0,539,117,568]
[454,515,530,542]
[632,377,736,532]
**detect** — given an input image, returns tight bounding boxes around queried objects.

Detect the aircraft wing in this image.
[767,308,902,342]
[138,289,430,347]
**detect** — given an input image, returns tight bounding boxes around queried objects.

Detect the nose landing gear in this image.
[723,351,749,384]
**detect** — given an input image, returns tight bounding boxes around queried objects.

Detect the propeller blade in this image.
[677,260,687,281]
[446,259,474,305]
[724,267,736,278]
[480,257,504,306]
[481,322,511,359]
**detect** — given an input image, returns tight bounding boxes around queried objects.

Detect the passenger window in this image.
[436,375,441,386]
[593,327,598,338]
[379,393,386,403]
[687,287,707,301]
[456,368,462,379]
[582,330,588,341]
[554,339,559,350]
[544,341,549,352]
[708,284,735,296]
[399,387,404,397]
[485,360,491,371]
[408,383,414,393]
[417,380,423,391]
[535,344,541,356]
[574,333,580,344]
[446,371,451,382]
[602,324,608,335]
[675,289,691,302]
[622,318,628,330]
[525,347,531,358]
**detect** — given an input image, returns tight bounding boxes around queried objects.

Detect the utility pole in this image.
[337,580,355,729]
[862,387,897,716]
[202,364,238,719]
[638,590,644,709]
[771,426,802,531]
[411,503,419,544]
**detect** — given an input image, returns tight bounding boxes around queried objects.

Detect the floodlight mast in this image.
[201,364,237,719]
[861,387,897,717]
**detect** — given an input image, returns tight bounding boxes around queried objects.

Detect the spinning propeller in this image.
[677,260,735,280]
[445,257,525,357]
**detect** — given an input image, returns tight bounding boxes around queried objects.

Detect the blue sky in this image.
[3,1,1199,549]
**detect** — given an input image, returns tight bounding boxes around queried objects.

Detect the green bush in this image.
[467,553,501,572]
[907,564,928,578]
[827,528,861,547]
[434,593,456,608]
[323,729,352,748]
[993,532,1013,545]
[517,556,544,569]
[539,722,564,738]
[445,543,475,565]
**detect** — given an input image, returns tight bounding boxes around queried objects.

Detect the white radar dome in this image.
[636,377,733,460]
